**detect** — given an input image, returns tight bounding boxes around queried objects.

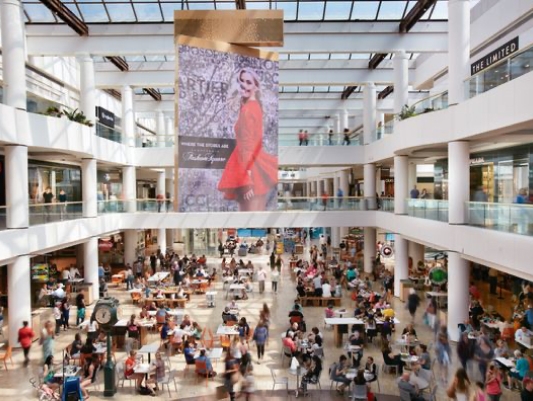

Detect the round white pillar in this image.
[165,117,174,146]
[342,109,349,130]
[448,0,470,105]
[363,82,377,145]
[1,0,26,109]
[158,228,167,256]
[78,55,96,125]
[8,255,31,346]
[121,85,135,146]
[335,113,341,134]
[393,235,408,297]
[82,158,97,218]
[408,162,417,194]
[340,170,349,195]
[394,155,408,214]
[393,50,409,115]
[364,227,376,274]
[447,252,470,341]
[6,145,29,228]
[157,170,165,198]
[122,165,136,213]
[124,230,137,266]
[448,141,470,224]
[156,111,165,147]
[84,238,99,302]
[364,164,376,210]
[408,241,425,269]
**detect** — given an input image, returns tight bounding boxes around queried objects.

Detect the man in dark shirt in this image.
[522,377,533,401]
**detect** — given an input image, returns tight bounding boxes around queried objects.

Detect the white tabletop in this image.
[426,291,447,297]
[148,272,170,282]
[376,318,401,324]
[138,342,160,354]
[93,344,107,354]
[69,278,84,283]
[482,321,501,329]
[209,347,224,360]
[324,318,365,325]
[495,357,515,368]
[516,338,533,350]
[134,363,152,374]
[54,366,81,378]
[206,291,218,296]
[229,284,245,290]
[216,325,240,335]
[191,279,209,284]
[128,289,142,293]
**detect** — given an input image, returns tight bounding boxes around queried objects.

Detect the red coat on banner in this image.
[218,100,277,200]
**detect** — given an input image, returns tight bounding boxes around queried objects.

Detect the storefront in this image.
[434,143,533,203]
[28,161,82,204]
[98,233,125,267]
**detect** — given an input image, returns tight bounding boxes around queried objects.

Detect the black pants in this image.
[23,346,30,363]
[272,281,278,292]
[257,343,265,359]
[489,276,498,294]
[55,319,62,334]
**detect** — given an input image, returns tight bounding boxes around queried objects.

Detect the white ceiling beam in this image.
[25,22,448,57]
[95,69,413,87]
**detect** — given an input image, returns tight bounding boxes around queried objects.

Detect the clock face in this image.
[95,307,112,325]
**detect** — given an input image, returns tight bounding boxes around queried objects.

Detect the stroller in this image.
[30,377,61,401]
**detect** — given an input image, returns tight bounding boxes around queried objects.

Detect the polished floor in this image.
[0,245,521,400]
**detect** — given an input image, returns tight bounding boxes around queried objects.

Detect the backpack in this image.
[138,386,152,396]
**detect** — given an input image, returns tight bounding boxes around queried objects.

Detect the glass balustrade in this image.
[465,46,533,99]
[95,122,123,144]
[407,199,449,222]
[29,202,83,226]
[467,202,533,236]
[0,206,6,230]
[380,197,394,212]
[136,135,175,148]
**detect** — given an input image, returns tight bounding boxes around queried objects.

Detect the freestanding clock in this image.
[91,297,119,397]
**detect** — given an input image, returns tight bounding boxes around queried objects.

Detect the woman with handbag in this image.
[447,368,471,401]
[224,351,240,401]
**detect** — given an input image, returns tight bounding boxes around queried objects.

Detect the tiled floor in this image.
[0,244,521,400]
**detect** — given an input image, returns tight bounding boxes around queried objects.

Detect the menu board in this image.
[32,264,49,282]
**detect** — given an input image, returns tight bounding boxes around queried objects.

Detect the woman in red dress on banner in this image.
[218,68,277,211]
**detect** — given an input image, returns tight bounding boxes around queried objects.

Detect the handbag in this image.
[446,384,456,399]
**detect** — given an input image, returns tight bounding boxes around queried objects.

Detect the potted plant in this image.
[397,104,416,120]
[62,108,94,127]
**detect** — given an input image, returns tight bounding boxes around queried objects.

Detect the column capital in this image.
[121,85,132,93]
[365,82,376,89]
[76,53,93,63]
[394,50,408,60]
[2,0,23,8]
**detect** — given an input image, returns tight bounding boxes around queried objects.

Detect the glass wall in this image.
[28,161,82,203]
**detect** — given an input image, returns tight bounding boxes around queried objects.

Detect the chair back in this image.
[115,362,124,379]
[194,360,207,375]
[5,346,12,359]
[290,315,302,324]
[156,314,166,324]
[352,384,368,400]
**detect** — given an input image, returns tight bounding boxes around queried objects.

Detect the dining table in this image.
[324,317,365,347]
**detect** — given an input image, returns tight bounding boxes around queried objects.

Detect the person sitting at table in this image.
[322,279,332,298]
[195,348,217,378]
[382,340,404,374]
[70,333,83,358]
[415,344,431,371]
[493,339,509,358]
[139,306,150,320]
[330,354,351,395]
[282,333,298,357]
[42,355,60,391]
[398,371,425,401]
[238,317,250,339]
[190,322,203,340]
[176,285,186,299]
[296,278,307,298]
[402,323,418,338]
[324,303,335,319]
[222,307,238,323]
[126,314,140,340]
[226,299,240,311]
[125,350,145,390]
[348,330,365,368]
[508,350,530,390]
[155,305,167,323]
[81,355,100,399]
[516,326,533,343]
[364,356,377,383]
[182,340,196,365]
[80,337,96,355]
[181,314,192,328]
[146,301,157,312]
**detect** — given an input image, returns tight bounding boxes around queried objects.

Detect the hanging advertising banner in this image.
[175,36,279,212]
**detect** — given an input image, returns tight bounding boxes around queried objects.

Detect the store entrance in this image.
[470,164,494,202]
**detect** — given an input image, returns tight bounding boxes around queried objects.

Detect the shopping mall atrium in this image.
[0,0,532,400]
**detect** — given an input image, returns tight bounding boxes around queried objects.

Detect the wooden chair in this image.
[130,292,142,305]
[0,346,13,370]
[220,335,231,350]
[194,360,212,387]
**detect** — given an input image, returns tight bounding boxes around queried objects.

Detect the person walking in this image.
[61,298,70,331]
[257,266,267,294]
[271,268,279,293]
[407,288,421,323]
[41,321,55,362]
[224,352,239,401]
[253,321,268,362]
[485,362,502,401]
[18,321,35,366]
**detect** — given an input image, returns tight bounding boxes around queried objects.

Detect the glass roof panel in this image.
[351,1,379,20]
[323,1,353,20]
[247,1,271,10]
[377,1,408,20]
[298,86,313,93]
[274,1,297,20]
[330,53,351,60]
[279,54,289,60]
[297,1,325,21]
[132,3,163,20]
[125,55,146,62]
[419,3,435,20]
[106,4,137,22]
[289,54,310,60]
[350,53,372,59]
[309,53,331,60]
[64,3,83,19]
[404,0,416,16]
[329,86,344,92]
[313,86,329,92]
[283,86,298,92]
[161,3,184,20]
[187,1,216,10]
[431,1,448,19]
[214,1,236,10]
[77,4,109,22]
[24,3,57,22]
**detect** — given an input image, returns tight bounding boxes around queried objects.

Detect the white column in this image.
[306,182,311,198]
[157,170,165,199]
[448,141,470,224]
[156,111,165,147]
[331,227,339,248]
[342,109,349,130]
[5,145,29,228]
[448,0,470,105]
[393,235,408,297]
[165,117,174,147]
[393,50,409,114]
[78,55,96,127]
[165,167,173,211]
[364,164,376,210]
[84,238,99,302]
[122,165,136,213]
[121,85,135,146]
[333,173,340,205]
[158,228,167,256]
[408,241,425,269]
[364,227,376,274]
[375,167,382,196]
[447,253,470,341]
[408,162,417,194]
[1,0,26,109]
[124,230,137,266]
[8,255,31,346]
[394,155,408,214]
[339,227,349,240]
[82,158,97,218]
[340,170,349,195]
[363,82,376,145]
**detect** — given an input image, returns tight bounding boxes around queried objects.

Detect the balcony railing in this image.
[29,201,83,226]
[468,201,533,236]
[95,122,123,144]
[407,199,449,222]
[465,45,533,99]
[136,135,175,148]
[380,197,394,212]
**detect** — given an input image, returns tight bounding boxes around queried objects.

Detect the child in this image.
[324,303,334,319]
[471,381,486,401]
[241,364,255,400]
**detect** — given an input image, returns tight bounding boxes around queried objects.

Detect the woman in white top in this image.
[322,281,332,298]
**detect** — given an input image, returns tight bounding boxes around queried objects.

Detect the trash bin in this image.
[206,291,216,308]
